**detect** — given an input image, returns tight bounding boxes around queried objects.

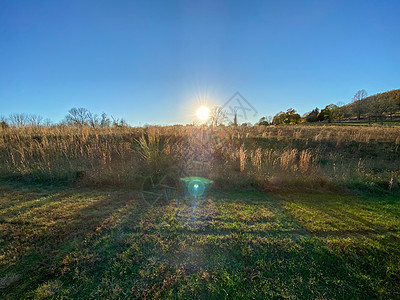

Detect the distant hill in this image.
[341,89,400,123]
[297,89,400,125]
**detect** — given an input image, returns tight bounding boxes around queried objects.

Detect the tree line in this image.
[261,89,400,125]
[0,108,128,129]
[2,89,399,128]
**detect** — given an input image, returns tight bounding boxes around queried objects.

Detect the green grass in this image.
[0,182,399,299]
[328,121,400,126]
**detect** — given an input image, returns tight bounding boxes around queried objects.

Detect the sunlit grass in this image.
[0,182,399,298]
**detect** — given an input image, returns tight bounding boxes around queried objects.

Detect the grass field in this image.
[1,181,399,299]
[1,125,400,298]
[1,125,400,193]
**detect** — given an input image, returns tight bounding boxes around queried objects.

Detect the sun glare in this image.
[196,106,210,120]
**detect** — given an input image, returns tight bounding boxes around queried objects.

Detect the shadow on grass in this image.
[0,183,149,298]
[1,184,399,299]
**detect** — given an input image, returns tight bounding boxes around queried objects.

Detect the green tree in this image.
[304,108,319,122]
[272,111,286,125]
[286,108,301,124]
[273,109,301,125]
[257,116,270,126]
[322,104,338,123]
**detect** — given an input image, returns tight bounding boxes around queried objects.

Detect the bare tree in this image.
[208,106,227,127]
[385,96,399,122]
[87,111,99,128]
[9,113,28,127]
[111,116,128,127]
[368,95,387,124]
[43,118,53,127]
[100,112,111,128]
[28,114,43,127]
[352,89,368,120]
[65,108,90,126]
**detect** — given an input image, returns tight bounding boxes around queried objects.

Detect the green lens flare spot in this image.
[188,180,205,197]
[180,176,213,197]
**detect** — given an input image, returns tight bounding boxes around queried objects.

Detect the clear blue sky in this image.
[1,0,399,125]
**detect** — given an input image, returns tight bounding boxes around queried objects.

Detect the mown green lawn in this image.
[0,182,399,299]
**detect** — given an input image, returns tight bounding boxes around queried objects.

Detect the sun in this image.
[196,106,210,120]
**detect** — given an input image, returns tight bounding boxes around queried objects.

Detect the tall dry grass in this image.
[0,124,399,192]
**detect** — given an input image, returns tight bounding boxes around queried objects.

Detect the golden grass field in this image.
[1,124,399,192]
[1,124,400,298]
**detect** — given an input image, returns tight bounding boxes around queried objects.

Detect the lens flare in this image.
[187,179,205,197]
[196,106,210,120]
[180,177,213,197]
